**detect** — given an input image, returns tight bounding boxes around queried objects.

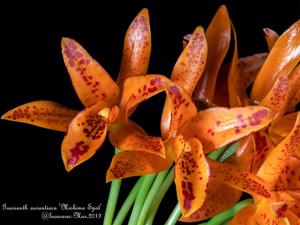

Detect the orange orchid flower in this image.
[1,8,151,171]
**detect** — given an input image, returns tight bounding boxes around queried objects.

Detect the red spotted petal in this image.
[1,101,78,132]
[171,26,207,95]
[178,106,274,153]
[239,53,268,89]
[175,138,209,216]
[161,27,207,139]
[117,8,151,88]
[255,201,289,225]
[251,20,300,101]
[263,28,279,51]
[251,131,274,174]
[61,38,119,107]
[273,156,300,191]
[257,112,300,188]
[209,159,272,198]
[61,102,114,171]
[260,73,289,121]
[194,5,231,103]
[109,121,165,158]
[106,151,173,182]
[120,75,197,139]
[180,180,241,222]
[287,64,300,112]
[229,204,257,225]
[228,24,248,107]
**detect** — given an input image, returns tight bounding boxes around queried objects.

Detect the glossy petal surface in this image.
[1,101,78,132]
[106,151,172,182]
[175,138,209,216]
[251,20,300,101]
[194,5,231,102]
[109,121,165,158]
[257,112,300,188]
[61,102,112,171]
[62,38,119,107]
[117,8,151,87]
[179,106,273,152]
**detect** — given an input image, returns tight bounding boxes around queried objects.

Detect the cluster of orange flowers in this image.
[2,6,300,224]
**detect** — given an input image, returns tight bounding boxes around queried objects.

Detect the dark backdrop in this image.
[0,0,299,224]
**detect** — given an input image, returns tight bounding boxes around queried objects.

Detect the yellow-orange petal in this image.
[239,53,268,88]
[228,23,248,107]
[260,73,289,121]
[194,5,231,103]
[1,101,78,132]
[117,8,151,88]
[251,20,300,101]
[178,106,274,153]
[171,26,207,95]
[109,121,165,158]
[273,156,300,191]
[263,28,279,51]
[251,131,274,174]
[229,204,257,225]
[106,151,173,182]
[61,38,119,107]
[209,159,272,198]
[268,112,297,138]
[120,75,197,139]
[175,138,209,216]
[257,112,300,188]
[255,201,289,225]
[180,180,241,222]
[286,64,300,112]
[161,27,207,139]
[61,101,112,171]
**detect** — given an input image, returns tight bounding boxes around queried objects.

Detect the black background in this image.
[0,0,299,224]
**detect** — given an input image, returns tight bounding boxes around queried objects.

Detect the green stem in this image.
[103,149,122,225]
[112,177,144,225]
[208,145,227,160]
[145,166,175,225]
[128,174,156,225]
[198,198,253,225]
[218,141,239,162]
[137,169,169,225]
[164,202,181,225]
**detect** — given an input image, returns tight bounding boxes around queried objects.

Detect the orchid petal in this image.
[263,28,279,51]
[120,75,197,139]
[180,180,241,222]
[194,5,231,103]
[251,20,300,101]
[229,204,257,225]
[239,53,268,89]
[61,38,119,107]
[228,24,248,107]
[287,64,300,112]
[106,151,172,182]
[273,156,300,191]
[117,8,151,88]
[260,73,289,121]
[212,64,230,107]
[209,159,272,198]
[255,201,289,225]
[171,26,207,95]
[251,131,274,174]
[161,27,207,138]
[257,112,300,188]
[289,192,300,218]
[1,101,78,132]
[178,106,274,153]
[109,121,165,158]
[269,112,297,138]
[61,102,116,171]
[175,138,209,216]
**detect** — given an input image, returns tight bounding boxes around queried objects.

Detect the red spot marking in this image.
[216,120,221,127]
[182,181,195,210]
[150,77,163,87]
[276,204,288,218]
[207,129,215,136]
[248,109,268,126]
[147,87,157,93]
[68,141,90,166]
